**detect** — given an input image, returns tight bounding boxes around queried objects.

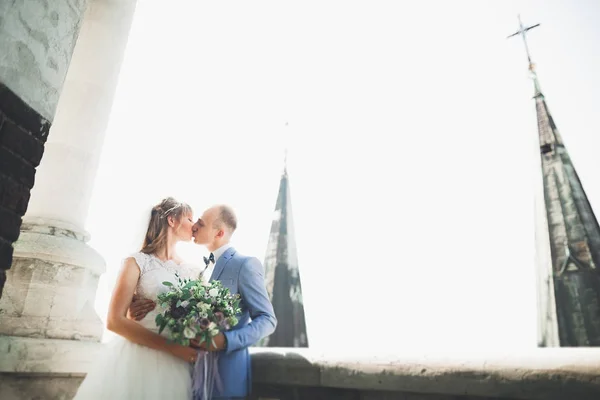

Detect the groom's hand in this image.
[127,294,155,321]
[190,333,227,351]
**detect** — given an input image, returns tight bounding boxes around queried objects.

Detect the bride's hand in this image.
[171,345,199,363]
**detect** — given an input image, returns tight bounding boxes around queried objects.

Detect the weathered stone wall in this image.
[0,84,50,298]
[0,253,104,340]
[0,0,89,121]
[251,384,512,400]
[0,336,100,400]
[0,375,84,400]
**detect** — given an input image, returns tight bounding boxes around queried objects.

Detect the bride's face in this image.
[172,212,195,242]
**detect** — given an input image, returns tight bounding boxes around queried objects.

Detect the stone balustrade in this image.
[1,339,599,399]
[249,348,600,400]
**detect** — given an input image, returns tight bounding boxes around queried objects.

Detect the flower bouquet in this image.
[156,274,241,400]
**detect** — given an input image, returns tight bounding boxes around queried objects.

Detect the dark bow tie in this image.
[203,253,215,267]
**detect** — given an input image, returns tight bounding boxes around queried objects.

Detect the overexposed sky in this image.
[87,0,600,352]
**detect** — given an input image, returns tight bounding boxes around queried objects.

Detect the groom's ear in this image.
[216,229,225,238]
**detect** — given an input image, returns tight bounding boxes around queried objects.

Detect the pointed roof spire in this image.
[508,16,563,148]
[509,17,600,346]
[260,140,309,347]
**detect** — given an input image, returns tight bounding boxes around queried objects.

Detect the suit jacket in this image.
[208,247,277,398]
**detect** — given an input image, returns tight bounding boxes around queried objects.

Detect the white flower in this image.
[210,328,220,337]
[209,288,219,297]
[200,312,208,318]
[183,327,196,339]
[180,300,189,308]
[208,322,217,330]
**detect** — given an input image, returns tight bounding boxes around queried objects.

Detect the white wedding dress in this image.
[74,252,200,400]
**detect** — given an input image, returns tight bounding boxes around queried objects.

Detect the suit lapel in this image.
[210,247,236,282]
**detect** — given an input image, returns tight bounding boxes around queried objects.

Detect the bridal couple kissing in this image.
[74,197,277,400]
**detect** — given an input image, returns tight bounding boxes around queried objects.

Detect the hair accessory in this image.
[161,203,182,218]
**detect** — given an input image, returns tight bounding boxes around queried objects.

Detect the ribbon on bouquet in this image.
[192,350,223,400]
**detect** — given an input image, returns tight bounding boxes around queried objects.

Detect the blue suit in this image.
[206,247,277,399]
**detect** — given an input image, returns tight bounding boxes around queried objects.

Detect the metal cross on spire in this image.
[507,15,542,94]
[507,15,540,70]
[283,122,289,173]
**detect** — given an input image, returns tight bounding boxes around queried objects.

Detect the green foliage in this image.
[155,273,242,346]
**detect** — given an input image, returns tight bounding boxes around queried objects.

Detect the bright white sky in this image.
[87,0,600,353]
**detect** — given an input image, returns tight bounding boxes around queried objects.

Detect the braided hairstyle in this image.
[140,197,192,254]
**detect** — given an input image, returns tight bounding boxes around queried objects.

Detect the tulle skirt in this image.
[73,336,192,400]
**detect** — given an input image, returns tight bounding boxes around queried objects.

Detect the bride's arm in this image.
[106,257,197,363]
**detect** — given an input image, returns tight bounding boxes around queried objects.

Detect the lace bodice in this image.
[128,252,201,334]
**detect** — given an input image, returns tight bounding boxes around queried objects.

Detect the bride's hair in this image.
[140,197,192,254]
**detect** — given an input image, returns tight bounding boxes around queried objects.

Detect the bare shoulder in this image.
[122,252,152,275]
[121,256,143,276]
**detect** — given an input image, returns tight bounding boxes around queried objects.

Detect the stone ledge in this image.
[249,348,600,400]
[13,229,105,276]
[0,336,102,375]
[2,341,599,399]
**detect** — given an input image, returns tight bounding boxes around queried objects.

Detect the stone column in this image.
[0,0,89,297]
[0,0,137,398]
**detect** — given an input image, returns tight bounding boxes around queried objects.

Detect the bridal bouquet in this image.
[155,274,241,400]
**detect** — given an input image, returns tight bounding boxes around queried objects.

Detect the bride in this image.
[74,197,200,399]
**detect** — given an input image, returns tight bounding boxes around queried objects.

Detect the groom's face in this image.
[192,208,218,245]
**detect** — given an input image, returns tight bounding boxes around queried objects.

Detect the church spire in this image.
[507,15,562,147]
[261,149,309,347]
[509,16,600,346]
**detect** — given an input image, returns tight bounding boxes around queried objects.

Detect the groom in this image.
[130,205,276,400]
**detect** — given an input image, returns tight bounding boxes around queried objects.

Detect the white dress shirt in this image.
[202,243,232,283]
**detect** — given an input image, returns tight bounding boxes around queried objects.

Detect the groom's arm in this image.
[127,293,156,321]
[222,257,277,353]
